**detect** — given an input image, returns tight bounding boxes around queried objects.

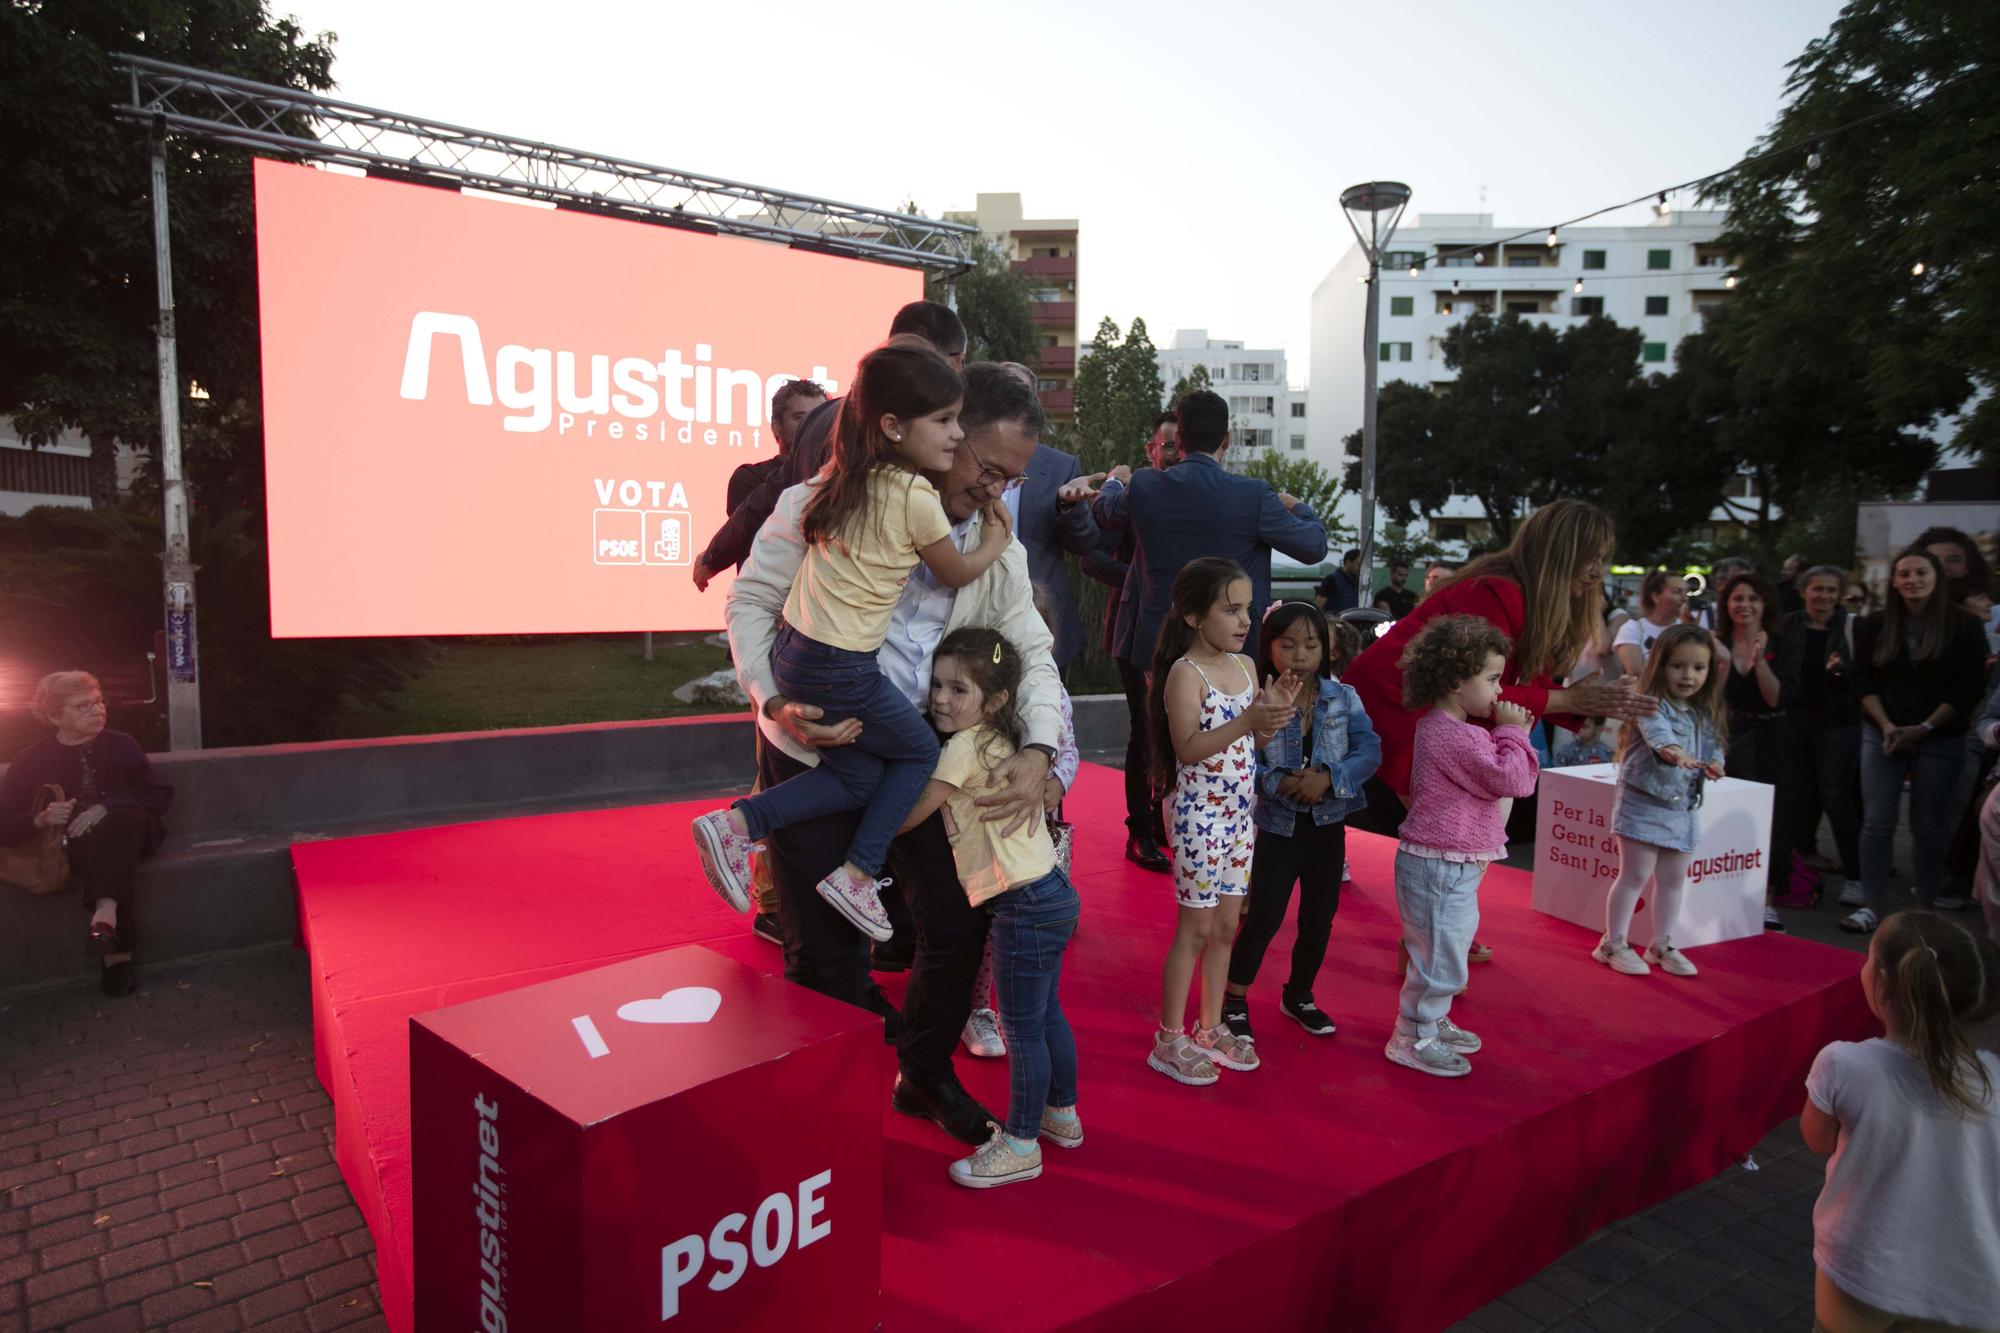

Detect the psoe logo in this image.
[398,312,840,442]
[660,1171,832,1320]
[592,478,691,568]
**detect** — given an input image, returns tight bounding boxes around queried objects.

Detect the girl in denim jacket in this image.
[1223,604,1381,1041]
[1597,623,1729,979]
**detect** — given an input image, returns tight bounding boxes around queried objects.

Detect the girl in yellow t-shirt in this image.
[898,627,1080,1191]
[692,336,1012,943]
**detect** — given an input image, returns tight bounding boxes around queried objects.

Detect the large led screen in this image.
[253,159,920,636]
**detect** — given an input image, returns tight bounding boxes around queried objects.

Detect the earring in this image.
[890,433,902,442]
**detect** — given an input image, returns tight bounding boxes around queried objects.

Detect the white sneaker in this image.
[1839,881,1867,908]
[1384,1031,1470,1078]
[814,867,895,942]
[1645,941,1698,977]
[948,1126,1041,1189]
[1593,934,1652,976]
[1435,1014,1481,1053]
[691,810,757,912]
[961,1008,1006,1058]
[1342,860,1354,883]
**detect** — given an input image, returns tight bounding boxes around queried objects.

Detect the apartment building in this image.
[1155,331,1308,469]
[1308,209,1749,547]
[945,193,1078,425]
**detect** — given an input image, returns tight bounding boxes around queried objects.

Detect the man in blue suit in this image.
[1092,388,1329,673]
[998,363,1100,678]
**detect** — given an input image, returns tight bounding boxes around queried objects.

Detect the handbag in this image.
[0,784,72,896]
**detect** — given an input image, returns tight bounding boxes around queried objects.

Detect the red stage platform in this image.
[292,762,1869,1332]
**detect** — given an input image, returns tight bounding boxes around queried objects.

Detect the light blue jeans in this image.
[988,869,1080,1141]
[1859,727,1962,908]
[1394,849,1485,1042]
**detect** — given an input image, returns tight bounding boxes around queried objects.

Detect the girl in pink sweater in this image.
[1387,615,1540,1078]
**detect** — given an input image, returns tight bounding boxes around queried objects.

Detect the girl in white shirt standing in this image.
[1803,910,2000,1332]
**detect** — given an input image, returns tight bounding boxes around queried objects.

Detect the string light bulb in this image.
[1452,279,1461,292]
[1912,261,1926,277]
[1807,149,1822,171]
[1653,192,1669,219]
[1546,228,1558,247]
[1573,278,1584,293]
[1408,265,1419,279]
[1724,271,1737,289]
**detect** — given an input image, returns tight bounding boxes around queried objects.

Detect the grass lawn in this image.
[325,634,736,739]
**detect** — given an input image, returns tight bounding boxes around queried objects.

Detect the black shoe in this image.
[751,912,784,947]
[1125,832,1170,873]
[101,961,136,997]
[1221,993,1253,1042]
[891,1073,998,1146]
[870,942,914,973]
[1281,991,1337,1036]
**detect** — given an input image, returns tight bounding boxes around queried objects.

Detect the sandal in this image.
[1467,940,1494,964]
[86,921,118,955]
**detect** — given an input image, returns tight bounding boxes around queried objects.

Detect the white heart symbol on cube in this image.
[615,987,722,1025]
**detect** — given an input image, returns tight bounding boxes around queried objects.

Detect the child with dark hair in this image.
[897,627,1080,1190]
[1803,911,1999,1330]
[1221,601,1380,1043]
[1386,615,1539,1078]
[692,337,1013,942]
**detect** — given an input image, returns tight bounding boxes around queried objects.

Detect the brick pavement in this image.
[2,809,1958,1333]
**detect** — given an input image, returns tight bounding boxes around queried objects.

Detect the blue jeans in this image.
[987,869,1079,1141]
[1859,726,1962,908]
[1394,849,1484,1042]
[736,626,940,878]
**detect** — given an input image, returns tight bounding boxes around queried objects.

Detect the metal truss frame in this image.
[112,54,976,274]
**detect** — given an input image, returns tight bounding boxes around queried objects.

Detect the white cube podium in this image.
[1531,764,1773,948]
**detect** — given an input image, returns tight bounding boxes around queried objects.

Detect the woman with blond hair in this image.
[1346,500,1658,961]
[0,672,172,995]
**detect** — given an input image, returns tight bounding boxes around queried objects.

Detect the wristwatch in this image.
[1920,720,1937,734]
[1023,742,1057,763]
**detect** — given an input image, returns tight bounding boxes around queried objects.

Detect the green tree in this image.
[0,0,336,508]
[925,236,1036,364]
[1704,0,1999,463]
[1238,453,1354,544]
[1072,316,1163,474]
[1168,362,1211,406]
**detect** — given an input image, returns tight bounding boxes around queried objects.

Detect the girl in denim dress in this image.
[1223,604,1380,1042]
[1598,623,1729,979]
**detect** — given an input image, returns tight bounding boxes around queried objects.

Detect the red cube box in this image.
[411,945,882,1330]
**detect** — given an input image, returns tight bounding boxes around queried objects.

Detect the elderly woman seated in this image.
[1,672,173,995]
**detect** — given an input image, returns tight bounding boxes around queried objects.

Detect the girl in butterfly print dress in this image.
[1143,558,1301,1087]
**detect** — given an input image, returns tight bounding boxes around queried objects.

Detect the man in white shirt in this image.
[727,363,1058,1146]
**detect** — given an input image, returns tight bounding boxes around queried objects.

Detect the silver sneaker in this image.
[1039,1108,1084,1149]
[691,810,757,913]
[815,867,894,942]
[948,1126,1042,1189]
[1645,941,1698,977]
[1435,1014,1482,1053]
[1385,1031,1471,1078]
[1593,934,1652,977]
[961,1008,1006,1058]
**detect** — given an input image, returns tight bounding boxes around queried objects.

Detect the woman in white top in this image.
[1612,569,1692,676]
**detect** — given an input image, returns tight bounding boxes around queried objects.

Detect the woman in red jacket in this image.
[1347,501,1658,955]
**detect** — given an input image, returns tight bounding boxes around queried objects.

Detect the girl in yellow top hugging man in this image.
[693,336,1013,940]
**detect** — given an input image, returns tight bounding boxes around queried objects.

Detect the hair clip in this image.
[1925,945,1939,960]
[992,642,1004,664]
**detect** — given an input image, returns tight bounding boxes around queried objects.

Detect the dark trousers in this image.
[1228,819,1346,996]
[758,735,984,1083]
[1727,716,1794,895]
[1794,719,1862,881]
[1117,657,1163,839]
[70,807,159,953]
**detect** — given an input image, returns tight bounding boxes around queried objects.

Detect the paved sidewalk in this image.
[1,810,1950,1333]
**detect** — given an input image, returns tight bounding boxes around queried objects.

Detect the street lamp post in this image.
[1339,181,1411,614]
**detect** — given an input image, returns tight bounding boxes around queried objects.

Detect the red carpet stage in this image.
[293,762,1869,1332]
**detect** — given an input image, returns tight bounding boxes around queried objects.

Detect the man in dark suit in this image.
[1092,388,1329,673]
[1082,411,1180,870]
[995,364,1100,677]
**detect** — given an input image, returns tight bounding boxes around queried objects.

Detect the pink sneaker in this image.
[691,810,757,913]
[816,866,895,943]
